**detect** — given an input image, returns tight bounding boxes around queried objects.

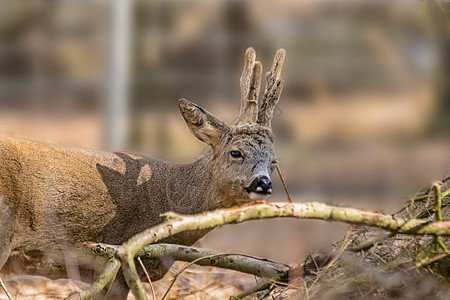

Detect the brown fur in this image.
[0,48,285,299]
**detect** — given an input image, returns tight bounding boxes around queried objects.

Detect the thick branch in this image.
[80,257,121,300]
[120,202,450,259]
[116,202,450,300]
[66,245,121,300]
[86,243,287,280]
[139,244,287,278]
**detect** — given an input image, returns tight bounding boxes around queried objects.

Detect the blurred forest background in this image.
[0,0,448,210]
[0,0,449,298]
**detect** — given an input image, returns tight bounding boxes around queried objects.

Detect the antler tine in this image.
[237,47,263,124]
[257,48,286,127]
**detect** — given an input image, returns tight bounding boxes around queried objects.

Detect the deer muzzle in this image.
[247,175,272,200]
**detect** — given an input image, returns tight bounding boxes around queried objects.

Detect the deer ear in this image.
[179,99,228,147]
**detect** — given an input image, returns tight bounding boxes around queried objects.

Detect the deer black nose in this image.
[247,176,272,194]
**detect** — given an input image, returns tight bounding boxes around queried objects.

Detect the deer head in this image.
[179,48,286,205]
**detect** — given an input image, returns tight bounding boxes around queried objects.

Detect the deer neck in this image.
[164,152,223,215]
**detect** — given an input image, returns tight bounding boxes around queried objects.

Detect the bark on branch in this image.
[65,253,121,300]
[84,242,288,279]
[78,242,288,299]
[115,201,450,300]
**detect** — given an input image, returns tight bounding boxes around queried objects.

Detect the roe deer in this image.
[0,47,286,299]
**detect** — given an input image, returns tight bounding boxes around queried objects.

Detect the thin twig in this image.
[325,225,355,270]
[407,251,450,272]
[413,194,430,201]
[309,225,354,291]
[161,252,287,300]
[161,254,225,300]
[229,274,287,300]
[304,280,310,300]
[137,257,156,300]
[0,277,13,300]
[413,180,449,218]
[395,179,447,216]
[432,182,447,251]
[433,182,443,222]
[275,164,292,203]
[349,232,396,252]
[435,238,448,252]
[102,281,114,300]
[265,277,291,287]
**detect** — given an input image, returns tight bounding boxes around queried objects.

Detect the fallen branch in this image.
[142,245,288,278]
[84,242,288,279]
[64,248,121,300]
[81,257,121,300]
[80,242,288,299]
[115,201,450,299]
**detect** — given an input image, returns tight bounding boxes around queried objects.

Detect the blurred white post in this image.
[104,0,131,150]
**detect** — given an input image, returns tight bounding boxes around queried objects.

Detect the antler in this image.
[237,47,263,124]
[257,49,286,127]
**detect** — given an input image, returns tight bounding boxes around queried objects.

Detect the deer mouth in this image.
[248,191,271,201]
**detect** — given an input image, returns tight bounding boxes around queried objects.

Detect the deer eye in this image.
[230,150,243,159]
